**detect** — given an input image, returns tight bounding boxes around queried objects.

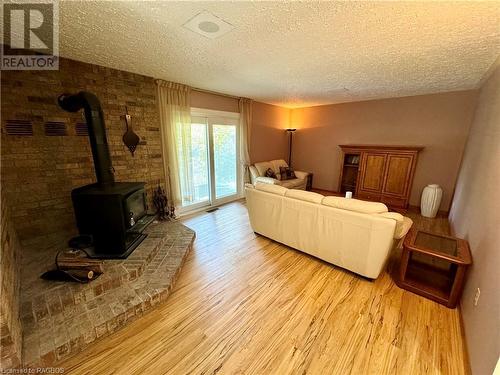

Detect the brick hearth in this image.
[0,56,190,369]
[19,220,195,367]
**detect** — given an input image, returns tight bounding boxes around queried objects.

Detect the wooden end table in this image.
[396,227,472,308]
[306,173,313,191]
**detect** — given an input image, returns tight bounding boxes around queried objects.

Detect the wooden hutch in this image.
[338,145,423,210]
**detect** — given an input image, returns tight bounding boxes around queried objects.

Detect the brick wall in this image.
[0,195,22,368]
[1,58,165,249]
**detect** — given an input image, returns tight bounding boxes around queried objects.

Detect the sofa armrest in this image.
[378,212,413,240]
[294,170,309,180]
[255,176,281,185]
[394,216,413,240]
[249,165,259,184]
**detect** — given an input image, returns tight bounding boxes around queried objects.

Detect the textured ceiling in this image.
[58,1,500,108]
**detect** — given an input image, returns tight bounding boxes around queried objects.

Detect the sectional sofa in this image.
[245,183,413,278]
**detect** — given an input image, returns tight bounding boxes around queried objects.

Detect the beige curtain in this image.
[157,80,191,207]
[239,98,253,182]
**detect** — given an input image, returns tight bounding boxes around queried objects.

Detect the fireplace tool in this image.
[153,183,169,220]
[122,106,140,156]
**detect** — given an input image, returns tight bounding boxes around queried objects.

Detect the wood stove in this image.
[59,91,151,258]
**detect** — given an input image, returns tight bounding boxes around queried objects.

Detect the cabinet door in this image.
[358,152,387,193]
[382,154,413,197]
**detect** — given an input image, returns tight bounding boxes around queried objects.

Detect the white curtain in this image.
[239,98,253,182]
[156,80,192,208]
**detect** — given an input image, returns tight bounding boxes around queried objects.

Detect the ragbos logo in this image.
[1,1,59,70]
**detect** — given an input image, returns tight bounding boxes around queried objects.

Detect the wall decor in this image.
[122,106,140,156]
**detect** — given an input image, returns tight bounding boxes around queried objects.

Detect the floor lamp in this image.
[286,128,296,167]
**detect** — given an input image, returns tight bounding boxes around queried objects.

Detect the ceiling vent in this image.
[75,122,89,136]
[183,11,234,39]
[44,121,67,136]
[5,120,33,136]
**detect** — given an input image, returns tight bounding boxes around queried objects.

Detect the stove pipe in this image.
[58,91,115,186]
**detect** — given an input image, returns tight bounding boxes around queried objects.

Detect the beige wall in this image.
[191,90,239,113]
[290,90,478,210]
[251,101,290,163]
[190,91,290,164]
[449,61,500,375]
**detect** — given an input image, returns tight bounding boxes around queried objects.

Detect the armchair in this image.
[249,159,309,190]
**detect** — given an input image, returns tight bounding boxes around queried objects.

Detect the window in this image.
[176,108,241,213]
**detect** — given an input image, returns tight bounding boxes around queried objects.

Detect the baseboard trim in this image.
[408,205,449,218]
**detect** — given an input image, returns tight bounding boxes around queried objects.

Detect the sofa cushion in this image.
[280,178,304,189]
[270,159,288,174]
[320,196,345,207]
[255,176,279,185]
[378,212,404,222]
[285,189,324,204]
[322,196,388,214]
[254,161,273,177]
[293,170,309,180]
[279,166,296,180]
[264,168,277,178]
[255,182,288,196]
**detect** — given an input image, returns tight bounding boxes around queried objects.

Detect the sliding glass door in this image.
[177,119,210,208]
[177,110,240,212]
[213,124,238,199]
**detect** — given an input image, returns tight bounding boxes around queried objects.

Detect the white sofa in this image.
[249,159,308,190]
[245,183,413,279]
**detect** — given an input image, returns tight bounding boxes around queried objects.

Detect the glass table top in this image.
[414,231,458,257]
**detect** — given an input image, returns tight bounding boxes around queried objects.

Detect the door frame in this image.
[177,108,242,216]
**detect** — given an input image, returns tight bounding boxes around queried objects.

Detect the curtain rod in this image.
[155,78,246,100]
[192,86,241,100]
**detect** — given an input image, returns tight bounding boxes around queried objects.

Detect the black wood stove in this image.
[58,91,151,258]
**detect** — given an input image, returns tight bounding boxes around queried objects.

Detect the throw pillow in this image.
[265,168,277,179]
[279,166,296,180]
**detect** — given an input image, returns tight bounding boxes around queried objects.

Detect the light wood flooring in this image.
[62,200,468,374]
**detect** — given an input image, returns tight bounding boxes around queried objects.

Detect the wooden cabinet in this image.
[358,153,387,193]
[383,154,413,196]
[339,145,423,209]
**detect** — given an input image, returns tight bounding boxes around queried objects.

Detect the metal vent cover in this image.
[75,122,88,136]
[183,11,235,39]
[5,120,33,136]
[44,121,67,136]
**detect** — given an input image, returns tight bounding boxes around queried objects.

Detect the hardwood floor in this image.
[62,200,468,374]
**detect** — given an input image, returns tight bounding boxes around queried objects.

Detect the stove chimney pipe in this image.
[58,91,115,186]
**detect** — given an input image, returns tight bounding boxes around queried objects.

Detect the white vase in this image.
[420,184,443,218]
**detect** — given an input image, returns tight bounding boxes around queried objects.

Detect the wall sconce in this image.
[286,128,296,166]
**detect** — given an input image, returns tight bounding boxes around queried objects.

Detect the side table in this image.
[306,173,313,191]
[396,227,472,308]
